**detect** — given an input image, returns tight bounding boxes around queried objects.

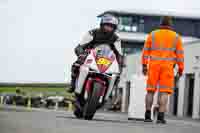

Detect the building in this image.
[98,9,200,119]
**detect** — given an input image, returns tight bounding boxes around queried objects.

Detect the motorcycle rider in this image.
[68,14,123,95]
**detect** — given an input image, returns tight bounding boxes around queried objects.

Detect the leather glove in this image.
[142,64,148,76]
[118,55,124,66]
[74,44,85,56]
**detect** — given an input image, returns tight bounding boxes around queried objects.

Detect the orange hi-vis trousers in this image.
[146,62,174,94]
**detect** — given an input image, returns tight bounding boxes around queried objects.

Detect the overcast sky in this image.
[0,0,200,83]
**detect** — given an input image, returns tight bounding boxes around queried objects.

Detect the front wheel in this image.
[83,81,102,120]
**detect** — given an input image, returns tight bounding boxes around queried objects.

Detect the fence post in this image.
[27,96,31,110]
[66,101,73,112]
[54,101,58,110]
[0,96,4,105]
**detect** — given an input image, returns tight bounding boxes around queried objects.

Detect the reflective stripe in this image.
[149,56,176,61]
[144,47,176,51]
[143,47,151,51]
[146,56,184,62]
[150,47,176,51]
[173,33,179,48]
[145,48,184,54]
[175,50,184,54]
[158,85,174,89]
[147,84,156,89]
[143,55,149,59]
[151,31,155,48]
[176,58,184,62]
[147,84,174,89]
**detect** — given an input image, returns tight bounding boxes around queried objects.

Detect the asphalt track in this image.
[0,105,200,133]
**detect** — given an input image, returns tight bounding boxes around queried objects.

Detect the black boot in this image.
[68,61,80,93]
[73,93,83,118]
[156,112,167,124]
[74,93,82,110]
[144,110,153,122]
[67,78,76,93]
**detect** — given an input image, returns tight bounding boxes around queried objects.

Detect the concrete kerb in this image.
[27,96,32,111]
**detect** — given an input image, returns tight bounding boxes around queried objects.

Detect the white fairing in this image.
[75,65,89,94]
[75,51,99,94]
[75,44,120,101]
[105,58,119,74]
[84,52,99,72]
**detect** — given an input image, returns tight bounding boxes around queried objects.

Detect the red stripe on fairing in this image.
[94,78,106,96]
[85,78,92,92]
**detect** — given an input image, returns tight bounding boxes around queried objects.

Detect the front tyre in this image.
[83,81,102,120]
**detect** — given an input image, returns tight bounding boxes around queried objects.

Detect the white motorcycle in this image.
[74,44,120,120]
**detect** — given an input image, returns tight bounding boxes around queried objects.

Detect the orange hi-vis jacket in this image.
[142,27,184,70]
[141,27,184,94]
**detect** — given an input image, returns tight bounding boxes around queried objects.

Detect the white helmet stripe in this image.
[101,14,118,26]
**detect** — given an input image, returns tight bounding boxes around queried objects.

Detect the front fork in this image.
[105,74,117,100]
[75,65,89,94]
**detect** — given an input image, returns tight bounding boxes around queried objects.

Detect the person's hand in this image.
[178,69,183,77]
[142,64,148,76]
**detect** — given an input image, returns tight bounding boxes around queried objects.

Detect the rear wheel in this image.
[83,82,102,120]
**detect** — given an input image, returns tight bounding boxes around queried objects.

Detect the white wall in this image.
[184,43,200,73]
[125,52,142,80]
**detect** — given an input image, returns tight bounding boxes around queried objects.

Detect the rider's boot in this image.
[67,78,76,93]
